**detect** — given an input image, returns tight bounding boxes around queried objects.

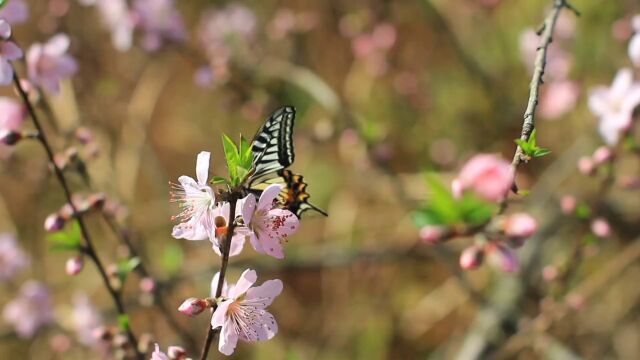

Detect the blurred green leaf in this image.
[458,194,497,225]
[47,222,82,252]
[117,314,130,331]
[210,176,228,185]
[0,1,6,10]
[162,244,184,275]
[423,173,459,224]
[575,203,591,219]
[117,256,141,282]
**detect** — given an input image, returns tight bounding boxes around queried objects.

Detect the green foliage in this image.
[515,129,551,158]
[575,203,591,219]
[116,257,141,283]
[162,243,184,275]
[117,314,130,332]
[0,1,6,10]
[47,222,82,252]
[412,174,496,227]
[221,134,254,187]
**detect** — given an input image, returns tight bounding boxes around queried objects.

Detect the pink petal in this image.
[0,60,14,86]
[268,209,299,236]
[587,87,609,117]
[210,272,228,298]
[1,42,24,61]
[229,269,257,299]
[621,84,640,113]
[177,175,200,195]
[228,232,247,257]
[239,194,256,225]
[246,279,283,308]
[257,184,283,211]
[210,299,231,328]
[195,151,211,186]
[258,232,284,259]
[249,232,264,254]
[0,1,29,25]
[44,34,71,56]
[629,35,640,67]
[54,55,78,77]
[0,20,11,39]
[246,311,278,341]
[218,317,239,355]
[610,68,633,99]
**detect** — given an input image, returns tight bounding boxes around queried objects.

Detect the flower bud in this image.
[560,195,576,214]
[0,129,23,145]
[459,245,484,270]
[87,193,106,209]
[590,217,611,238]
[139,277,156,294]
[577,156,594,175]
[92,326,113,342]
[167,346,187,359]
[178,297,208,316]
[74,126,95,145]
[65,256,84,275]
[487,243,519,273]
[503,213,537,239]
[419,225,447,244]
[592,146,613,165]
[44,213,66,232]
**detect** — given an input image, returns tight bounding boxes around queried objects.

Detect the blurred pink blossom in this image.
[453,154,513,202]
[588,68,640,145]
[419,225,446,244]
[519,28,572,81]
[267,9,318,40]
[241,184,299,259]
[0,20,23,85]
[459,244,484,270]
[0,0,29,24]
[487,243,519,273]
[71,293,103,346]
[151,344,170,360]
[0,233,29,281]
[0,97,26,130]
[211,269,282,355]
[503,213,537,239]
[3,281,54,338]
[592,146,613,165]
[542,265,558,281]
[132,0,186,51]
[93,0,135,51]
[539,80,579,120]
[27,34,77,94]
[629,15,640,66]
[590,217,611,238]
[65,256,84,276]
[350,23,396,76]
[577,156,594,175]
[560,195,577,215]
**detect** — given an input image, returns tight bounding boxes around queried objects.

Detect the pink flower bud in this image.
[87,193,106,209]
[74,126,95,144]
[44,213,65,232]
[455,154,513,202]
[451,178,463,199]
[139,277,156,294]
[560,195,577,214]
[592,146,613,165]
[487,243,519,273]
[577,156,594,175]
[590,217,611,238]
[167,346,187,359]
[459,245,484,270]
[419,225,446,244]
[503,213,537,238]
[565,293,585,310]
[65,256,84,275]
[0,129,22,145]
[542,265,558,281]
[178,298,207,316]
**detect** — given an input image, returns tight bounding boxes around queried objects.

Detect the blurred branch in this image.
[504,0,579,210]
[11,71,143,360]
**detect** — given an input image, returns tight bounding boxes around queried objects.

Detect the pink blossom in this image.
[211,269,282,356]
[419,225,446,244]
[92,0,135,51]
[592,146,613,165]
[65,256,84,275]
[542,265,558,281]
[0,0,29,24]
[241,184,299,259]
[151,344,170,360]
[132,0,186,52]
[459,245,484,270]
[0,97,26,132]
[3,281,54,338]
[178,297,208,316]
[171,151,216,241]
[577,156,594,175]
[519,28,572,81]
[503,213,537,239]
[208,201,248,257]
[0,233,29,282]
[71,293,103,345]
[560,195,577,215]
[487,243,519,273]
[629,15,640,66]
[26,34,78,94]
[0,20,23,85]
[590,217,611,238]
[454,154,513,202]
[539,80,579,120]
[588,68,640,145]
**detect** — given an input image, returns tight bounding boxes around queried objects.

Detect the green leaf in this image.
[210,176,228,185]
[532,148,551,157]
[117,256,141,282]
[423,173,460,224]
[0,1,6,10]
[47,221,82,252]
[575,203,591,219]
[221,134,240,183]
[117,314,130,331]
[458,194,496,225]
[238,136,253,169]
[50,243,82,252]
[515,130,550,158]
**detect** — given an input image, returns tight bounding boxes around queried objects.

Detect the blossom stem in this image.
[501,0,579,213]
[11,71,143,360]
[199,191,239,360]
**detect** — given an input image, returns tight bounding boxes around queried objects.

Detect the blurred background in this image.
[0,0,639,359]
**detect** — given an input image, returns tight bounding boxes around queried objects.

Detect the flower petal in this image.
[44,34,70,56]
[610,68,633,99]
[629,35,640,67]
[249,232,264,254]
[257,232,284,259]
[239,194,256,225]
[210,272,228,298]
[228,269,257,299]
[1,42,23,61]
[246,279,283,308]
[244,311,278,342]
[0,59,14,86]
[587,87,609,117]
[218,317,239,355]
[257,184,283,211]
[228,232,247,257]
[195,151,211,186]
[268,209,299,236]
[0,20,11,39]
[210,299,231,329]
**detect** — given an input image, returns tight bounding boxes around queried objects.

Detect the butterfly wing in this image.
[249,170,327,218]
[248,106,295,186]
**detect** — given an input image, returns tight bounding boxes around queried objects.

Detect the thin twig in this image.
[501,0,578,212]
[12,72,143,360]
[199,192,239,360]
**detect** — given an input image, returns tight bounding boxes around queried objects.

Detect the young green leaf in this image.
[239,136,253,169]
[116,256,141,282]
[47,222,82,252]
[221,134,240,182]
[117,314,130,331]
[0,0,6,9]
[210,176,229,185]
[423,173,460,224]
[515,130,550,158]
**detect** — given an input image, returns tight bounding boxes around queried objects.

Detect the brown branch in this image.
[12,72,143,360]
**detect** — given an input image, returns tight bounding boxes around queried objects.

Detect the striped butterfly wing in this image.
[248,106,295,186]
[249,170,327,218]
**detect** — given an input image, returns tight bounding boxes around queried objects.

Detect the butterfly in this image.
[243,106,327,218]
